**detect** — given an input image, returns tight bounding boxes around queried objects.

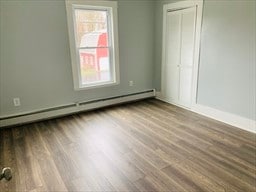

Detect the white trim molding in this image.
[192,104,256,134]
[156,92,256,134]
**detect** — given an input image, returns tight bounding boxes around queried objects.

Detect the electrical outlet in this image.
[129,80,134,86]
[13,98,21,107]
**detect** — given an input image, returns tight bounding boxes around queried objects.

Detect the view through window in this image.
[74,9,111,85]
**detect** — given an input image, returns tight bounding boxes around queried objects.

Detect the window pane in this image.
[75,9,109,47]
[79,48,111,85]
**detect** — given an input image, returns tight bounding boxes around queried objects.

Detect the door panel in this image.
[163,12,181,102]
[179,7,196,107]
[166,63,180,101]
[180,8,196,67]
[179,66,193,106]
[162,6,197,108]
[166,11,181,68]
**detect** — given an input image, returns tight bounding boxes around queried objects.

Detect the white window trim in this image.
[65,0,120,90]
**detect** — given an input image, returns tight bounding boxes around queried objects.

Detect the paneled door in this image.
[161,5,197,109]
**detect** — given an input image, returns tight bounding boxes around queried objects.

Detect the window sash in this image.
[73,7,114,86]
[73,8,112,49]
[77,47,114,86]
[78,46,110,49]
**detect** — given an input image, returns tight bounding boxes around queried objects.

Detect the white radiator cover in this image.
[0,90,155,128]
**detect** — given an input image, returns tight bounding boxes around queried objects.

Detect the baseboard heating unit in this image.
[0,89,155,128]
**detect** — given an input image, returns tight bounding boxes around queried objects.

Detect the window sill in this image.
[74,81,120,91]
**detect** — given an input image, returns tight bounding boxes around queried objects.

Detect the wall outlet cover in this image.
[13,98,21,107]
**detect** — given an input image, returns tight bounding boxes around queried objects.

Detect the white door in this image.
[162,6,197,109]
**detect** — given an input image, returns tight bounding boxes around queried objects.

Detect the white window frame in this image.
[65,0,120,90]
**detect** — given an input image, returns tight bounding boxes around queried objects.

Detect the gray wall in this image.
[1,0,255,121]
[0,0,155,116]
[197,0,256,120]
[154,0,256,120]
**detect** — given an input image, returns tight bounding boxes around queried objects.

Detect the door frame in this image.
[161,0,203,109]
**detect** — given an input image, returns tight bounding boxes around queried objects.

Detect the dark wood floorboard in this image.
[0,99,255,192]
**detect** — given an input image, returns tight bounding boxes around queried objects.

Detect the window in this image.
[65,0,119,90]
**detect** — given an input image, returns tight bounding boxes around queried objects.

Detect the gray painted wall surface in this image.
[1,0,255,121]
[154,0,256,120]
[197,0,256,120]
[0,0,155,116]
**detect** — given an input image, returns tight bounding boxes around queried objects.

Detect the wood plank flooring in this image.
[0,99,255,192]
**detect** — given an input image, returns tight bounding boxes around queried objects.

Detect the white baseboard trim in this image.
[156,91,256,134]
[0,90,155,128]
[192,104,256,134]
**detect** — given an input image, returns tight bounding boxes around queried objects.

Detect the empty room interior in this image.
[0,0,255,191]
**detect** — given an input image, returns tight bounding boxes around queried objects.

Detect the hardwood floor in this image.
[0,99,255,192]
